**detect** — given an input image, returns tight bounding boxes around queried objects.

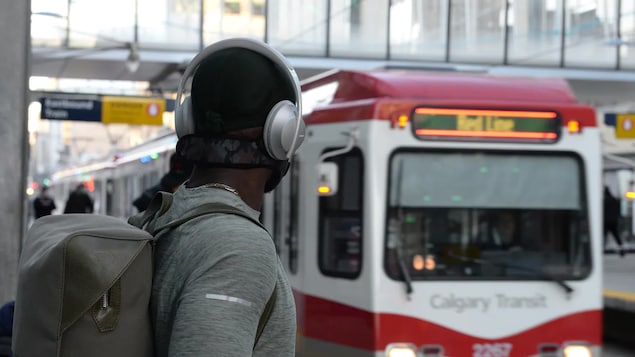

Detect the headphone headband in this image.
[175,38,303,159]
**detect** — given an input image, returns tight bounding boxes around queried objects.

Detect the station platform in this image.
[604,253,635,312]
[603,252,635,346]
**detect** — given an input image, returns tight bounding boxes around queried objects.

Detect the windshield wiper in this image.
[387,218,413,299]
[447,252,574,297]
[393,159,413,300]
[396,246,414,298]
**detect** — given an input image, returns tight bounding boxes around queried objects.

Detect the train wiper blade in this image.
[392,158,413,300]
[447,252,574,296]
[396,250,414,299]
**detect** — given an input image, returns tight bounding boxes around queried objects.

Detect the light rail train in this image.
[50,69,602,357]
[50,133,178,218]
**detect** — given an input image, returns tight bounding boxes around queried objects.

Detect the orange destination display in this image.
[412,107,560,142]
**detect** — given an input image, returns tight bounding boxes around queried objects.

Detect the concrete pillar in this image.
[0,0,31,303]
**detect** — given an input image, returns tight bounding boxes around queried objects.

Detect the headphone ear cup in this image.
[175,96,196,138]
[263,100,305,161]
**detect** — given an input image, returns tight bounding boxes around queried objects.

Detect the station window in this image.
[318,148,363,279]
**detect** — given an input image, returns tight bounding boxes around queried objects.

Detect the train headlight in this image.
[385,343,419,357]
[562,344,592,357]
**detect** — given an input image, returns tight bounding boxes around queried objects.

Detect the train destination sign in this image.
[411,107,559,142]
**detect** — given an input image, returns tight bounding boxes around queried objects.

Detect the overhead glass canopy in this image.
[30,0,635,70]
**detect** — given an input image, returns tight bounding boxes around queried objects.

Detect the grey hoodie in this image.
[151,184,296,356]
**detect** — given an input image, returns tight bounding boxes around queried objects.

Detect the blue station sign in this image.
[39,96,176,125]
[39,97,102,122]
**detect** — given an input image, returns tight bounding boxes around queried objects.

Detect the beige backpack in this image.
[12,192,274,357]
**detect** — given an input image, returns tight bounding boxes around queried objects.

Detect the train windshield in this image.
[384,151,592,281]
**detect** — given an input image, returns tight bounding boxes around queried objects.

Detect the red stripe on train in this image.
[295,291,602,355]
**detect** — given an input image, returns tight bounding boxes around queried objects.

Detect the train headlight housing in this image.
[385,343,419,357]
[562,344,592,357]
[317,162,338,196]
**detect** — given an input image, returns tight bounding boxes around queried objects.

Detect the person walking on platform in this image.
[0,300,14,357]
[149,38,304,356]
[132,152,193,212]
[32,185,56,219]
[604,186,627,257]
[63,183,94,214]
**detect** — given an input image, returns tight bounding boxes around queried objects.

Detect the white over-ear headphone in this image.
[174,37,305,161]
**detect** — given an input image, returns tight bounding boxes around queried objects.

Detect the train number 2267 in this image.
[472,343,513,357]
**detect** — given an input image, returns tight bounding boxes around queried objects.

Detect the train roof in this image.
[112,131,177,165]
[301,69,595,127]
[301,69,578,104]
[51,132,177,181]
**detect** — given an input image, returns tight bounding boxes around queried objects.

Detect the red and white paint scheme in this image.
[265,69,602,357]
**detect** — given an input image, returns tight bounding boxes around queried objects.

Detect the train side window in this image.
[125,175,136,218]
[106,179,114,216]
[318,148,363,279]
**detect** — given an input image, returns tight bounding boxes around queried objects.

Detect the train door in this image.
[317,147,364,280]
[273,173,289,256]
[273,157,302,282]
[294,130,372,355]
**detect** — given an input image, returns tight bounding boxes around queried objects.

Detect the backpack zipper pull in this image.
[101,291,109,309]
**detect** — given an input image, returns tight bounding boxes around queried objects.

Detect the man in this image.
[604,186,626,257]
[0,300,13,357]
[150,38,303,356]
[63,183,94,213]
[480,211,522,251]
[33,186,56,219]
[132,152,193,212]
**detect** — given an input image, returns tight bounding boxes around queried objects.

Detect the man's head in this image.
[190,47,295,137]
[174,38,305,192]
[493,212,516,243]
[175,38,304,162]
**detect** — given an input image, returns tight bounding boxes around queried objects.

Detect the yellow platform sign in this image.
[616,114,635,139]
[101,96,165,126]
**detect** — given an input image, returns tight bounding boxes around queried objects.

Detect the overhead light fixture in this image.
[125,42,140,73]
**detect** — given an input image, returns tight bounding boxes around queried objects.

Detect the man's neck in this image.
[186,167,270,211]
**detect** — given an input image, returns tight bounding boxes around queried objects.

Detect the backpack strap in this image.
[128,191,173,230]
[149,202,266,235]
